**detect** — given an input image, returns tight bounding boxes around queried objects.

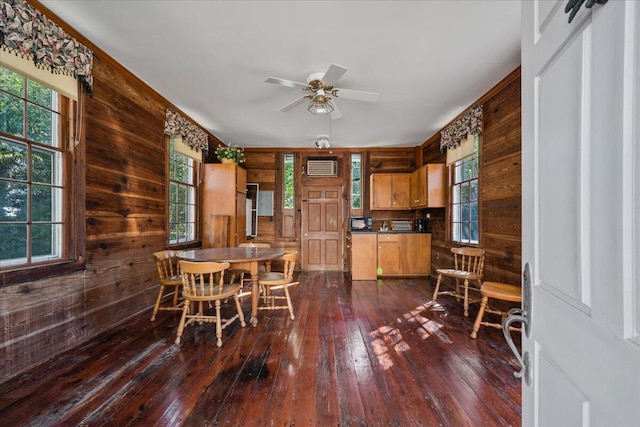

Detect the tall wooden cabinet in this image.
[202,163,247,248]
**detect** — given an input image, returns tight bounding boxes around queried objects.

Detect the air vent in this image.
[307,159,338,176]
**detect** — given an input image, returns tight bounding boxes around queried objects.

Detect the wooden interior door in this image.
[302,186,343,271]
[521,1,640,425]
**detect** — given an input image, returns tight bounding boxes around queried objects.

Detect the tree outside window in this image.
[451,137,479,244]
[1,66,64,268]
[168,139,197,245]
[284,154,294,209]
[351,154,362,209]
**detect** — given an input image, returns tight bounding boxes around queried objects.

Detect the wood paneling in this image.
[0,27,205,378]
[417,67,522,286]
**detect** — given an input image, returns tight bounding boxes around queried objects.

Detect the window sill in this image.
[0,258,86,288]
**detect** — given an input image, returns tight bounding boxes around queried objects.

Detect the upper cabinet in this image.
[370,173,410,210]
[410,163,445,208]
[371,164,444,211]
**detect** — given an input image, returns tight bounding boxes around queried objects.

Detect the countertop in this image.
[348,230,431,234]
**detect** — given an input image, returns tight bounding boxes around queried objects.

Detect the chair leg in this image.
[234,294,246,327]
[463,279,470,317]
[471,295,489,339]
[284,286,295,320]
[172,286,179,306]
[174,303,190,345]
[151,285,165,322]
[432,274,443,303]
[215,300,223,348]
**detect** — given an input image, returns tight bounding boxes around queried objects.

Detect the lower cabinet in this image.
[350,233,378,280]
[349,232,432,278]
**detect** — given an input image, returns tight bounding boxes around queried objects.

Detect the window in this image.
[351,153,362,209]
[451,135,479,244]
[0,66,66,269]
[284,154,294,209]
[168,138,198,245]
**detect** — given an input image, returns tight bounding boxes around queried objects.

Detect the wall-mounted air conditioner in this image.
[307,159,338,177]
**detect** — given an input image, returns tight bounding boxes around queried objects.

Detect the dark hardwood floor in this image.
[0,272,521,426]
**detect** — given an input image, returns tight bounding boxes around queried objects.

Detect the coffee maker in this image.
[414,218,430,232]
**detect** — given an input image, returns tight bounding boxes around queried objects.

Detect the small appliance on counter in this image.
[349,217,373,231]
[414,218,430,232]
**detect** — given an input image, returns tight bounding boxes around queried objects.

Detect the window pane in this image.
[471,158,479,179]
[461,182,469,202]
[27,80,55,110]
[462,159,472,181]
[452,223,461,242]
[0,224,27,263]
[0,139,28,180]
[32,148,62,185]
[454,163,462,182]
[0,67,24,96]
[0,92,24,137]
[284,154,294,209]
[471,221,479,243]
[470,180,478,201]
[27,103,58,147]
[452,184,461,204]
[1,181,28,221]
[462,223,470,242]
[32,223,62,258]
[452,203,460,222]
[353,194,361,209]
[461,203,469,222]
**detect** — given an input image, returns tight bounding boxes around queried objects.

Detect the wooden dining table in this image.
[176,247,285,327]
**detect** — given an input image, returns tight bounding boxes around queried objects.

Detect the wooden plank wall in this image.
[418,68,522,286]
[242,148,416,251]
[1,2,208,379]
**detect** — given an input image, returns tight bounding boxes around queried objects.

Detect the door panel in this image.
[302,185,343,271]
[522,1,640,425]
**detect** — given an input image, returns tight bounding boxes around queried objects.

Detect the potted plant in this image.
[215,144,245,164]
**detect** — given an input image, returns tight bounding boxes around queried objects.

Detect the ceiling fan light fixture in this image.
[307,94,334,115]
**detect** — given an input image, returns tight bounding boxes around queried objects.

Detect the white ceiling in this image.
[40,1,521,149]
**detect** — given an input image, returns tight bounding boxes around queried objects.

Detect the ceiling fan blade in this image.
[279,95,308,112]
[334,88,380,102]
[265,77,308,89]
[321,64,348,85]
[330,101,343,120]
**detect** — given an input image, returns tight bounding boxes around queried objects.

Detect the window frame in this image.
[166,137,200,248]
[449,136,481,246]
[350,153,362,212]
[0,67,85,286]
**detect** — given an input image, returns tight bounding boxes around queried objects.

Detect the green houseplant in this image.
[215,144,245,164]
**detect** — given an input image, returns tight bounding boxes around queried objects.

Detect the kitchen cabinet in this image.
[377,233,402,275]
[202,163,247,248]
[370,173,410,210]
[377,232,432,276]
[349,233,378,280]
[410,163,446,208]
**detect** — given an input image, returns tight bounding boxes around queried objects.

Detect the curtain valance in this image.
[0,0,94,95]
[164,108,209,154]
[440,105,483,152]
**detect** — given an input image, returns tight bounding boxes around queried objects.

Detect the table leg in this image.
[250,261,259,327]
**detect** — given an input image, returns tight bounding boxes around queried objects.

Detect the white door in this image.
[521,1,640,425]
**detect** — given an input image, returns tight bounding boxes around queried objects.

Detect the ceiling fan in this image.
[265,64,380,120]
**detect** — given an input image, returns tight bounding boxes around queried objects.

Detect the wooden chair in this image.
[255,250,299,320]
[150,250,183,321]
[228,242,271,285]
[470,281,522,339]
[432,247,485,317]
[175,261,246,347]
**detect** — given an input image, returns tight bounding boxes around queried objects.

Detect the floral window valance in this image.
[440,105,483,152]
[0,0,94,95]
[164,108,209,154]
